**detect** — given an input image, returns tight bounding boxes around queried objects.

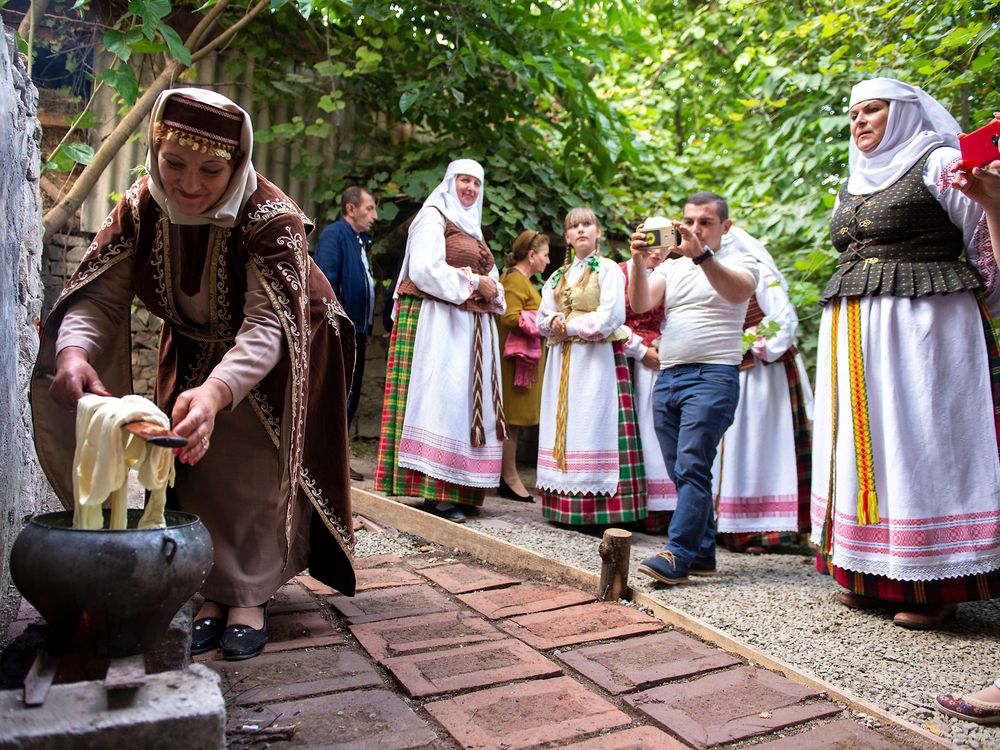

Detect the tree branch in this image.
[40,0,278,241]
[191,0,270,63]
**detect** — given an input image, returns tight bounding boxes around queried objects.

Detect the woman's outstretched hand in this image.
[171,378,233,465]
[50,346,111,410]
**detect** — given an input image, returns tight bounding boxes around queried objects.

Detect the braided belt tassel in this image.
[846,297,879,525]
[552,341,572,471]
[488,318,508,441]
[470,315,486,447]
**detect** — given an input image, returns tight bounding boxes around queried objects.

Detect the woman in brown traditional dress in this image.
[496,230,550,501]
[32,88,356,661]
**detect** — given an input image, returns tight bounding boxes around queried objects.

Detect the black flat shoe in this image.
[220,607,268,661]
[191,616,226,654]
[421,500,467,523]
[349,466,364,481]
[455,503,481,516]
[498,477,534,503]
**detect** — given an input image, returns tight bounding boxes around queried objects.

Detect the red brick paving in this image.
[751,718,906,749]
[353,553,405,568]
[415,561,519,593]
[4,548,924,750]
[498,601,663,649]
[326,583,458,623]
[558,630,743,694]
[382,637,563,697]
[425,676,632,749]
[558,725,691,749]
[354,566,425,591]
[458,582,596,619]
[625,666,843,748]
[269,582,320,615]
[208,646,381,705]
[350,610,506,661]
[229,688,439,749]
[294,573,338,596]
[264,610,345,653]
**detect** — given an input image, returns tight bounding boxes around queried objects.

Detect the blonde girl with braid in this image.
[535,208,647,526]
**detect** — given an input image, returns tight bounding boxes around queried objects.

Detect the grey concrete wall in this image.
[0,23,47,641]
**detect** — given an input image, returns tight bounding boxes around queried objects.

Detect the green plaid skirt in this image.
[374,295,486,506]
[541,343,647,525]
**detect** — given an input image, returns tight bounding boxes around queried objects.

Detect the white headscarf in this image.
[146,87,258,227]
[422,158,485,239]
[847,78,961,195]
[721,224,787,292]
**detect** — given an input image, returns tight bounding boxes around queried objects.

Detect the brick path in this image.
[194,551,928,749]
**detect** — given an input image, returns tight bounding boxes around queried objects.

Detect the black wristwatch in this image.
[692,247,715,265]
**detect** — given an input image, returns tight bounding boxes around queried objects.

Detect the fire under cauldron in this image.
[10,509,213,659]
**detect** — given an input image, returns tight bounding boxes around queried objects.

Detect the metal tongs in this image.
[122,421,188,448]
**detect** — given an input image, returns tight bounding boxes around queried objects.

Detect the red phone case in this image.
[959,120,1000,170]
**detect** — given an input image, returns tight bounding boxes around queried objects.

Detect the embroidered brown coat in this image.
[32,175,356,597]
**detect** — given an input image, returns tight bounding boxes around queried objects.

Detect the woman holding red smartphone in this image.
[810,78,1000,630]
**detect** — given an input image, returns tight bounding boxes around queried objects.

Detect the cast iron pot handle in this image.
[161,535,178,564]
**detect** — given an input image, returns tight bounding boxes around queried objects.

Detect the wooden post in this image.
[598,528,632,601]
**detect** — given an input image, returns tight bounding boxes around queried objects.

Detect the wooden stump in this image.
[598,528,632,601]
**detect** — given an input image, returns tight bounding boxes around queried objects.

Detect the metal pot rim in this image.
[26,509,203,532]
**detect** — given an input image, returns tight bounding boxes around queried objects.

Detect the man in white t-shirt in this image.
[628,192,759,584]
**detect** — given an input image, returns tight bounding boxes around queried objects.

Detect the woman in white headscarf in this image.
[811,78,1000,629]
[711,226,813,554]
[375,159,507,523]
[33,88,356,661]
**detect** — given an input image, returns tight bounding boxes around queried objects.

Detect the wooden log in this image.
[598,528,631,601]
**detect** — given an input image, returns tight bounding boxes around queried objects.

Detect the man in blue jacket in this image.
[315,186,378,481]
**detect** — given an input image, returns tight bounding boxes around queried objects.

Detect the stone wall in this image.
[0,24,48,640]
[41,231,161,401]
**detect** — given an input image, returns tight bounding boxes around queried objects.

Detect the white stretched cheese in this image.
[73,394,176,529]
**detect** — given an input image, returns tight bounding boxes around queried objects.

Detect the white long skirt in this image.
[809,293,1000,581]
[537,340,619,495]
[712,359,805,533]
[399,299,502,487]
[633,363,676,511]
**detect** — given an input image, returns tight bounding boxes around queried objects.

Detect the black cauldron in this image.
[9,509,213,658]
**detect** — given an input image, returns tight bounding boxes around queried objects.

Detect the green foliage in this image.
[31,0,998,370]
[602,0,999,366]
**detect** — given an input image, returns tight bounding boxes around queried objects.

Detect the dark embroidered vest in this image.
[620,260,664,348]
[396,210,496,314]
[819,147,980,304]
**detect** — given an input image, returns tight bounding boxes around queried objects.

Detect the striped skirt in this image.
[374,296,487,506]
[718,357,812,552]
[541,343,647,525]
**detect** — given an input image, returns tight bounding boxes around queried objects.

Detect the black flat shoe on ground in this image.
[454,503,482,516]
[191,616,226,654]
[422,501,467,523]
[349,466,364,481]
[220,607,268,661]
[498,477,534,502]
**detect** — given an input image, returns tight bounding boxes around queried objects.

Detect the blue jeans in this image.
[651,364,740,571]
